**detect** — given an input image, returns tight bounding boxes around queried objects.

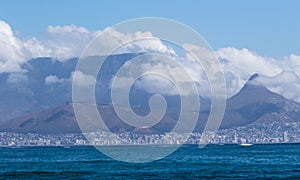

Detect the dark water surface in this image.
[0,144,299,179]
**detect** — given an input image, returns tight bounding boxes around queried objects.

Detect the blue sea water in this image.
[0,144,299,179]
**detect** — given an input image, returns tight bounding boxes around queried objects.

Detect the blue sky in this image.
[0,1,300,102]
[0,0,299,58]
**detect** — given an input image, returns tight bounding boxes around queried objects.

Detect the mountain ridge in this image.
[1,73,299,134]
[0,53,299,134]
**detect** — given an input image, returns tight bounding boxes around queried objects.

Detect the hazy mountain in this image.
[0,103,178,134]
[0,54,138,121]
[1,72,299,134]
[0,53,299,134]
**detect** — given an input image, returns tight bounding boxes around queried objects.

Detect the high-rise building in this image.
[283,131,289,143]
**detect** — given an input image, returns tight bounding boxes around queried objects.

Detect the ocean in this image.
[0,144,299,179]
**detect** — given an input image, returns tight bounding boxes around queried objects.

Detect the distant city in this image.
[1,120,299,146]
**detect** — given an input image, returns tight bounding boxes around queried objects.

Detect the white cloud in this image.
[42,25,99,60]
[0,20,26,73]
[109,45,300,101]
[71,71,95,87]
[256,71,300,102]
[111,54,203,96]
[215,47,282,96]
[83,27,175,56]
[0,19,300,102]
[45,75,65,85]
[135,75,179,95]
[216,47,282,79]
[285,54,300,77]
[216,47,300,102]
[0,20,175,73]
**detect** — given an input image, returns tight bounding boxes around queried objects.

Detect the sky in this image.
[0,0,300,102]
[0,0,299,58]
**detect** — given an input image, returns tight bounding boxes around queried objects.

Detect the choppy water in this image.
[0,144,299,179]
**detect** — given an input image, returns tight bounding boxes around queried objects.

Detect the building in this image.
[283,131,289,143]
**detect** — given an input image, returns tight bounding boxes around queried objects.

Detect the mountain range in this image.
[0,54,299,134]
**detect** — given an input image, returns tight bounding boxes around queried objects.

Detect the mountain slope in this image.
[220,73,300,128]
[1,50,300,136]
[1,73,299,134]
[0,103,179,134]
[0,54,138,121]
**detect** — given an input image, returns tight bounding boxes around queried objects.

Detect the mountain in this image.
[1,73,299,134]
[0,104,78,134]
[0,53,299,134]
[220,73,300,128]
[0,103,178,134]
[0,54,139,121]
[0,53,184,122]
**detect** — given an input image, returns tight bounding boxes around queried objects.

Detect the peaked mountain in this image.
[0,73,299,134]
[221,73,300,128]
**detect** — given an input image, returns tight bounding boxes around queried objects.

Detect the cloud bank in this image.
[216,48,300,102]
[0,20,173,73]
[0,20,299,102]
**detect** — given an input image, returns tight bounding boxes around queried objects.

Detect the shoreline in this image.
[1,142,299,148]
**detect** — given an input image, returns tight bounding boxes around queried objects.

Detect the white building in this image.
[283,131,289,143]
